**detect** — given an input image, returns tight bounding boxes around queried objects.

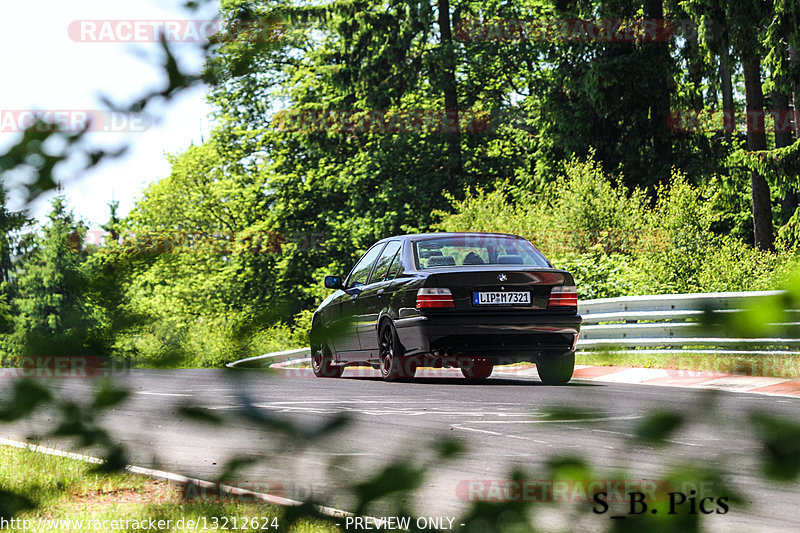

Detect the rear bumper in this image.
[393,312,582,363]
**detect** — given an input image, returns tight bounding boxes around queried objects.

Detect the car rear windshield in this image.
[414,236,550,269]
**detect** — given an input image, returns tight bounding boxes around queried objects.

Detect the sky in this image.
[0,0,220,229]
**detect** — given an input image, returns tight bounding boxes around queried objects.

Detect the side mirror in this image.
[324,275,345,290]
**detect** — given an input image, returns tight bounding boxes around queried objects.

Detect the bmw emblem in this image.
[498,273,508,282]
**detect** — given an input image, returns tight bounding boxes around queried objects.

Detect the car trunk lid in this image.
[424,268,570,311]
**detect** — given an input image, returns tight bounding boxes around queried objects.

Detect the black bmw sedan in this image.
[310,232,581,384]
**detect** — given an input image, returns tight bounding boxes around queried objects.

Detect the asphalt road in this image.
[3,367,800,532]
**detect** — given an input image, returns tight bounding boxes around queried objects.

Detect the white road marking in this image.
[268,399,406,405]
[591,427,701,447]
[0,437,353,519]
[135,391,194,397]
[451,425,551,444]
[466,415,643,424]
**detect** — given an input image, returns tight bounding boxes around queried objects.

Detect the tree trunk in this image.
[686,38,704,110]
[773,90,793,149]
[792,46,800,139]
[795,88,800,140]
[719,35,734,143]
[643,0,671,180]
[743,55,774,250]
[773,89,799,222]
[437,0,462,180]
[782,45,800,222]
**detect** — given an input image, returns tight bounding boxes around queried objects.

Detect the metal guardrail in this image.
[226,347,310,368]
[227,292,800,366]
[577,290,800,351]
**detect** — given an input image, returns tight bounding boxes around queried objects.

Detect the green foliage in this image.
[556,249,635,300]
[730,138,800,195]
[2,0,800,530]
[0,378,132,472]
[438,155,800,298]
[437,156,649,255]
[0,380,52,422]
[749,413,800,482]
[0,446,328,533]
[634,411,685,444]
[110,313,304,368]
[352,463,425,515]
[777,204,800,250]
[35,0,789,367]
[6,198,107,359]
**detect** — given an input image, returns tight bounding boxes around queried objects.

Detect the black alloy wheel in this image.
[312,343,344,378]
[461,357,494,381]
[379,321,415,381]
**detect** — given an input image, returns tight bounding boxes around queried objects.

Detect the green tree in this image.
[204,0,503,294]
[729,0,775,250]
[9,197,103,358]
[764,0,800,222]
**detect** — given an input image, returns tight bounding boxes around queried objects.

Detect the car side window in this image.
[384,244,405,280]
[346,243,386,288]
[369,241,402,284]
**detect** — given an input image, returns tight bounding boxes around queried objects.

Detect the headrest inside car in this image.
[463,252,485,265]
[497,254,523,264]
[419,249,443,258]
[427,255,456,267]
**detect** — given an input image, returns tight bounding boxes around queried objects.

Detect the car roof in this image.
[380,232,527,243]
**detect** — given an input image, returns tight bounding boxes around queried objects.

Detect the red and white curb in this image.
[528,365,800,398]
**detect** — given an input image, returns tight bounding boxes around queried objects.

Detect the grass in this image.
[0,445,341,532]
[576,350,800,378]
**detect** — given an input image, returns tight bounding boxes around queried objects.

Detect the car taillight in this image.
[416,288,455,308]
[548,285,578,307]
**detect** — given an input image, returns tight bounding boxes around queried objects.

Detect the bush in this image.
[112,310,311,368]
[535,157,650,255]
[777,207,800,251]
[626,174,719,294]
[437,155,800,298]
[550,247,635,300]
[437,156,651,257]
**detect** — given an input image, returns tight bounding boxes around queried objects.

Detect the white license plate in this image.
[473,291,531,305]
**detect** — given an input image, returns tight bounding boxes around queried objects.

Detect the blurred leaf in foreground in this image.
[179,405,224,425]
[91,379,130,410]
[634,411,685,445]
[0,379,52,421]
[0,488,35,522]
[353,462,424,515]
[750,412,800,481]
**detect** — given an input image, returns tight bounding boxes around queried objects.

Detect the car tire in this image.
[312,343,344,378]
[536,351,575,385]
[460,357,493,382]
[379,321,415,381]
